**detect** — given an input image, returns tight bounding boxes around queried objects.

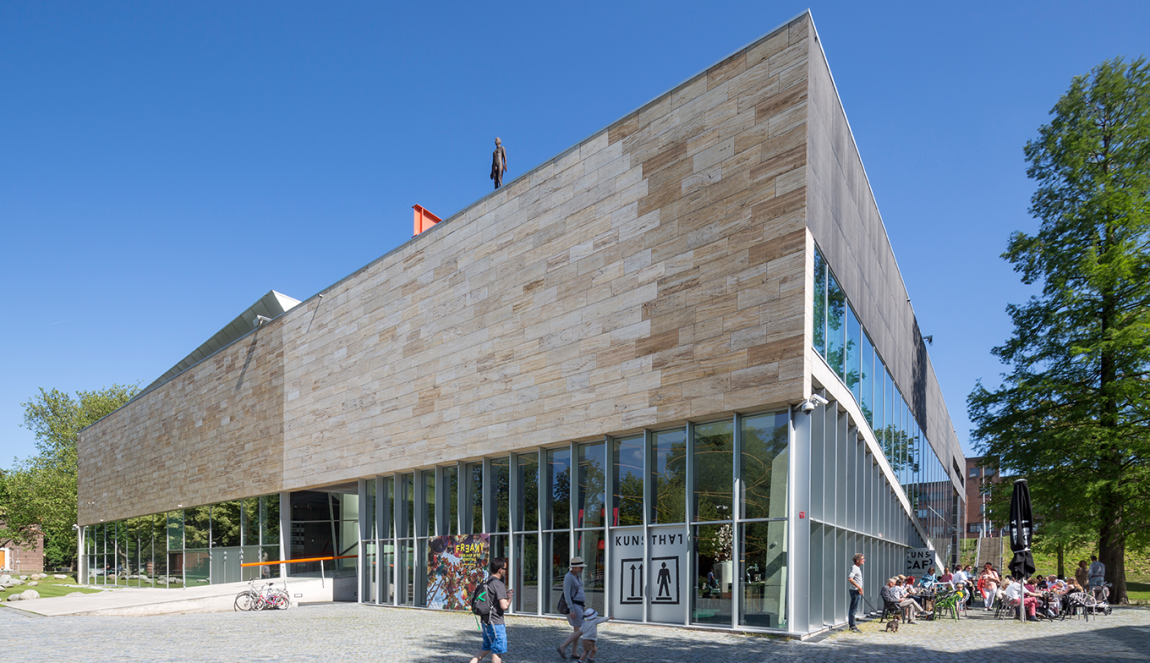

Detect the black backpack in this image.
[471,578,492,618]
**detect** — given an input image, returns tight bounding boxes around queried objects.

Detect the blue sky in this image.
[2,1,1147,467]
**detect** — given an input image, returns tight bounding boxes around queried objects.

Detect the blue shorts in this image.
[482,623,507,654]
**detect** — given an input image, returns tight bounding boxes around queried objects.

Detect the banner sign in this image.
[905,548,934,576]
[426,534,490,610]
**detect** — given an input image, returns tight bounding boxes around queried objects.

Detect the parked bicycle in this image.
[234,580,290,611]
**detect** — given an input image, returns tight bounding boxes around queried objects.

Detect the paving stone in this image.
[1,601,1147,662]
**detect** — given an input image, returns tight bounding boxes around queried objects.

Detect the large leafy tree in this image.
[969,57,1150,604]
[1,384,138,569]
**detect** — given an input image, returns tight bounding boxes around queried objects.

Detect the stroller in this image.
[1066,585,1112,621]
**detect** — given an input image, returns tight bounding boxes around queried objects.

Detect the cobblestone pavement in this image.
[2,602,1148,663]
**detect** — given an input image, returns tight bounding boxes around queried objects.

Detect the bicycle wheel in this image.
[234,593,254,611]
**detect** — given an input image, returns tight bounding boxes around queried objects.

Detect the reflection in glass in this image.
[578,442,606,528]
[740,413,789,520]
[261,494,280,548]
[491,457,510,533]
[444,466,458,535]
[364,542,377,604]
[846,306,860,401]
[544,530,570,614]
[465,463,483,534]
[515,533,540,613]
[515,453,539,531]
[167,512,182,553]
[874,366,885,448]
[401,474,414,538]
[185,506,211,549]
[490,534,508,571]
[185,549,210,585]
[884,369,894,457]
[613,436,644,527]
[861,334,874,426]
[241,498,259,547]
[693,523,733,625]
[212,501,241,548]
[576,529,606,613]
[813,248,827,356]
[380,540,395,604]
[652,429,686,524]
[740,521,787,628]
[422,470,436,537]
[398,539,414,605]
[545,448,571,530]
[381,477,394,540]
[693,421,733,522]
[364,479,376,541]
[152,514,168,585]
[124,519,138,586]
[826,271,846,378]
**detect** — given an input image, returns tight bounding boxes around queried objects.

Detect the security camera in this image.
[254,315,273,328]
[798,394,830,412]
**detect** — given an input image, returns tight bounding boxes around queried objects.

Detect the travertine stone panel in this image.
[78,325,285,525]
[78,14,814,520]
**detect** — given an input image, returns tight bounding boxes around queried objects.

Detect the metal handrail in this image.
[240,554,356,568]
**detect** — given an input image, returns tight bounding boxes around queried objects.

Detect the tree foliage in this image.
[969,57,1150,603]
[0,384,138,568]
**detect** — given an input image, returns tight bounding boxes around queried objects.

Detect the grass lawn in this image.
[1,575,104,601]
[1126,581,1150,604]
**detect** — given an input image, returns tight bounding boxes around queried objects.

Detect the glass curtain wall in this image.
[83,494,281,588]
[351,412,790,633]
[811,244,959,550]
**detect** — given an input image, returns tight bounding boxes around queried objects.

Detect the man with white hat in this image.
[557,557,586,660]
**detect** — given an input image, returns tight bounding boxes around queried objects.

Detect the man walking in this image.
[468,559,512,663]
[847,553,864,633]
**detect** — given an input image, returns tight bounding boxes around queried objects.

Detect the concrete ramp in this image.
[3,578,336,617]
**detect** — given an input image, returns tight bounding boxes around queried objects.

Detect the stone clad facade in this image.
[80,14,817,524]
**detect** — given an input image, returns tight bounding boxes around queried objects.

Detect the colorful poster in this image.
[426,533,490,610]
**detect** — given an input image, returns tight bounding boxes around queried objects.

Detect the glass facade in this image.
[83,494,281,588]
[355,413,791,630]
[811,244,959,566]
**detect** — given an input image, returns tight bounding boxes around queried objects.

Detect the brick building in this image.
[1,525,45,574]
[964,456,1003,539]
[77,11,965,637]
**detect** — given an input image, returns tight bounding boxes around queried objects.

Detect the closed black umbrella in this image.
[1008,478,1035,580]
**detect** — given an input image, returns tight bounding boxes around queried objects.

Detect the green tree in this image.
[1,384,138,569]
[968,57,1150,604]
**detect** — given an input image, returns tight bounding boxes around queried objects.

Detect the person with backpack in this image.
[468,559,513,663]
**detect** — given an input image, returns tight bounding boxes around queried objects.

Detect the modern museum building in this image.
[77,11,966,637]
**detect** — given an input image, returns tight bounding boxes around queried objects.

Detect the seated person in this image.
[1002,578,1040,621]
[882,578,931,623]
[920,567,938,589]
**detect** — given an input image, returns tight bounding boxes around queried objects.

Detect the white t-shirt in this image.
[848,564,863,591]
[1003,583,1023,602]
[953,570,968,586]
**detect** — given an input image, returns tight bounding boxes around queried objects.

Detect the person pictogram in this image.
[657,562,672,598]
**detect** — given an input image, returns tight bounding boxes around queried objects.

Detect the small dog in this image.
[885,618,900,633]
